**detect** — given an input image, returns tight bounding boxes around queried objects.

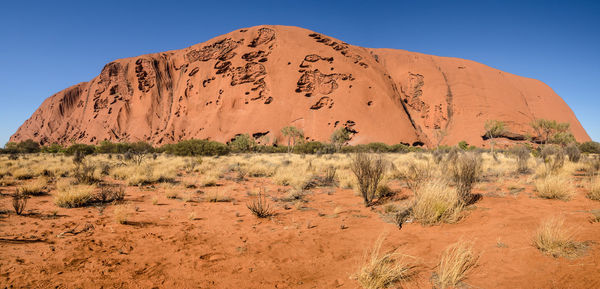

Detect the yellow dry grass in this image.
[435,241,479,288]
[18,177,49,195]
[535,174,574,201]
[54,179,96,208]
[412,180,464,225]
[586,176,600,201]
[533,217,584,258]
[357,235,416,289]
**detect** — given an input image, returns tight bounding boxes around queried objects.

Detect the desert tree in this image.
[281,126,304,153]
[531,119,571,145]
[229,134,256,153]
[484,120,505,156]
[330,127,352,152]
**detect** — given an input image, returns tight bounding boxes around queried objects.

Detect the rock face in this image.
[11,25,590,147]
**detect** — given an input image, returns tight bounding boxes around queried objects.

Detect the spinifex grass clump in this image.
[357,236,416,289]
[533,217,585,258]
[535,174,574,201]
[586,176,600,201]
[411,181,464,225]
[435,241,479,288]
[54,180,96,208]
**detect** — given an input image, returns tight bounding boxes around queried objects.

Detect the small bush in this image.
[535,175,574,201]
[579,141,600,154]
[448,152,482,204]
[98,185,126,203]
[511,145,531,174]
[583,157,600,177]
[412,181,464,225]
[565,143,581,162]
[541,145,565,173]
[12,192,28,215]
[533,217,584,258]
[357,236,416,289]
[351,153,386,206]
[435,241,479,288]
[73,161,98,184]
[401,161,432,193]
[321,166,337,186]
[247,192,274,218]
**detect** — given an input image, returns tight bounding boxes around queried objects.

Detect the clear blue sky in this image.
[1,0,598,146]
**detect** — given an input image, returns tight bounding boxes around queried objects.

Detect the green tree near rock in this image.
[330,127,352,152]
[280,126,304,153]
[484,120,506,155]
[531,119,574,146]
[229,134,256,153]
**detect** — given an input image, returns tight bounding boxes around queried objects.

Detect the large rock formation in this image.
[10,25,590,147]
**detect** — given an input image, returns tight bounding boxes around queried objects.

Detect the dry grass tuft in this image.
[586,176,600,201]
[54,180,96,208]
[435,241,479,289]
[533,217,585,258]
[535,174,574,201]
[11,167,34,180]
[113,204,130,224]
[412,181,464,225]
[18,177,49,196]
[357,235,416,289]
[590,210,600,223]
[205,190,232,202]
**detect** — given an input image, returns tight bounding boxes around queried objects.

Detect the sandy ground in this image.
[1,170,599,289]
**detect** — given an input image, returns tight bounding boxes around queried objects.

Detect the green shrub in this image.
[40,143,64,153]
[65,143,96,156]
[389,143,410,153]
[579,141,600,154]
[158,139,229,156]
[293,141,334,154]
[4,140,41,154]
[96,140,154,154]
[229,134,256,152]
[565,143,581,162]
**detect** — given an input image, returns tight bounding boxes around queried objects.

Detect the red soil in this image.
[1,173,599,288]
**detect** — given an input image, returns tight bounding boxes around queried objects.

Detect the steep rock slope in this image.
[10,25,590,147]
